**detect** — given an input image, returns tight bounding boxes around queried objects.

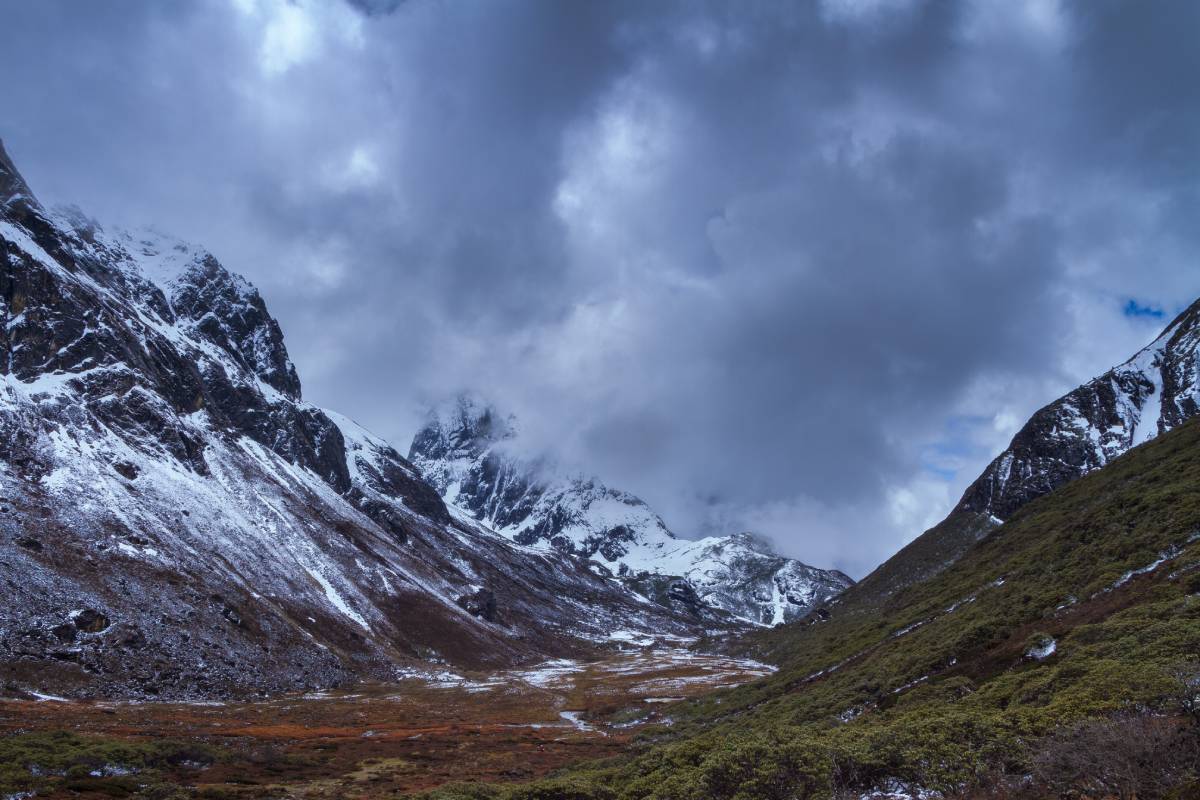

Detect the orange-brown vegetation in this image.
[0,648,769,798]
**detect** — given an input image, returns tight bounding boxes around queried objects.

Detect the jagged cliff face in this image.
[960,306,1200,519]
[850,299,1200,607]
[0,140,700,700]
[410,397,854,625]
[409,397,678,564]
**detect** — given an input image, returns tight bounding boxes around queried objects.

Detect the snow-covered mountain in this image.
[0,139,705,699]
[409,396,853,625]
[852,297,1200,605]
[959,306,1200,519]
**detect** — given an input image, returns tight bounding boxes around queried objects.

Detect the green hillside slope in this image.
[428,417,1200,799]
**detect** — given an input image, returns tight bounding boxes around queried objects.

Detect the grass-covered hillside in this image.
[429,417,1200,799]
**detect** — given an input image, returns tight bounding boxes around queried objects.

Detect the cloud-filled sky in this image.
[1,0,1197,577]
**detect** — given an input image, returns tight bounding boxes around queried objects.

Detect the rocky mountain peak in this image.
[168,251,302,400]
[852,292,1200,606]
[1159,294,1200,343]
[0,138,40,213]
[958,296,1200,522]
[411,394,517,462]
[721,531,774,552]
[409,395,854,625]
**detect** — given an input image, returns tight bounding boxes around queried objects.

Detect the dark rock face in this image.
[456,588,500,624]
[0,159,404,514]
[622,574,710,619]
[410,396,854,625]
[0,139,34,210]
[113,461,139,480]
[0,140,703,700]
[959,299,1200,520]
[73,609,110,634]
[169,254,301,399]
[850,299,1200,608]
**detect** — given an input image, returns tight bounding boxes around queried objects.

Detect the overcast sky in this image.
[2,0,1197,577]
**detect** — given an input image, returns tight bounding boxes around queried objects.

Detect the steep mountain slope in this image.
[409,396,853,625]
[850,300,1200,607]
[0,140,699,700]
[433,409,1200,800]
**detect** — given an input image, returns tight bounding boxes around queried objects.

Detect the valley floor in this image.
[0,645,772,798]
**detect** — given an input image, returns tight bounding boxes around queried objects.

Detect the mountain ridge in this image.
[409,394,853,625]
[846,294,1200,609]
[0,140,705,700]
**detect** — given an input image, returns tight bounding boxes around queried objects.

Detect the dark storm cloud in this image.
[344,0,407,16]
[1,0,1196,576]
[1066,0,1200,182]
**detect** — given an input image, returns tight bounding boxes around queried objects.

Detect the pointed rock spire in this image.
[0,138,41,212]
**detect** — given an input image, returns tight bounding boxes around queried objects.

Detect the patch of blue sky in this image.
[920,415,995,483]
[1124,299,1165,319]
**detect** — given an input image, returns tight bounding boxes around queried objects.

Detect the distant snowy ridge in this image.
[409,395,853,625]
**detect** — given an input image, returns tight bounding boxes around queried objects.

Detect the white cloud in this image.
[261,3,318,74]
[961,0,1069,48]
[230,0,363,77]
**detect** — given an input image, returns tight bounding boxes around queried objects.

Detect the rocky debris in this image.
[50,622,76,643]
[72,609,111,633]
[112,461,139,480]
[410,395,853,625]
[622,573,704,618]
[456,588,500,624]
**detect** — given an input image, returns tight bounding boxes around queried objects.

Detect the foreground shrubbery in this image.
[1033,714,1200,799]
[423,705,1200,800]
[0,730,218,798]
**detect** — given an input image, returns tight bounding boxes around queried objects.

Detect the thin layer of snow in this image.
[29,691,69,702]
[1026,638,1057,661]
[1126,345,1165,448]
[305,568,370,631]
[891,620,928,638]
[559,710,597,732]
[110,226,205,293]
[858,780,944,800]
[944,594,977,614]
[515,659,582,688]
[1092,539,1194,599]
[608,629,656,646]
